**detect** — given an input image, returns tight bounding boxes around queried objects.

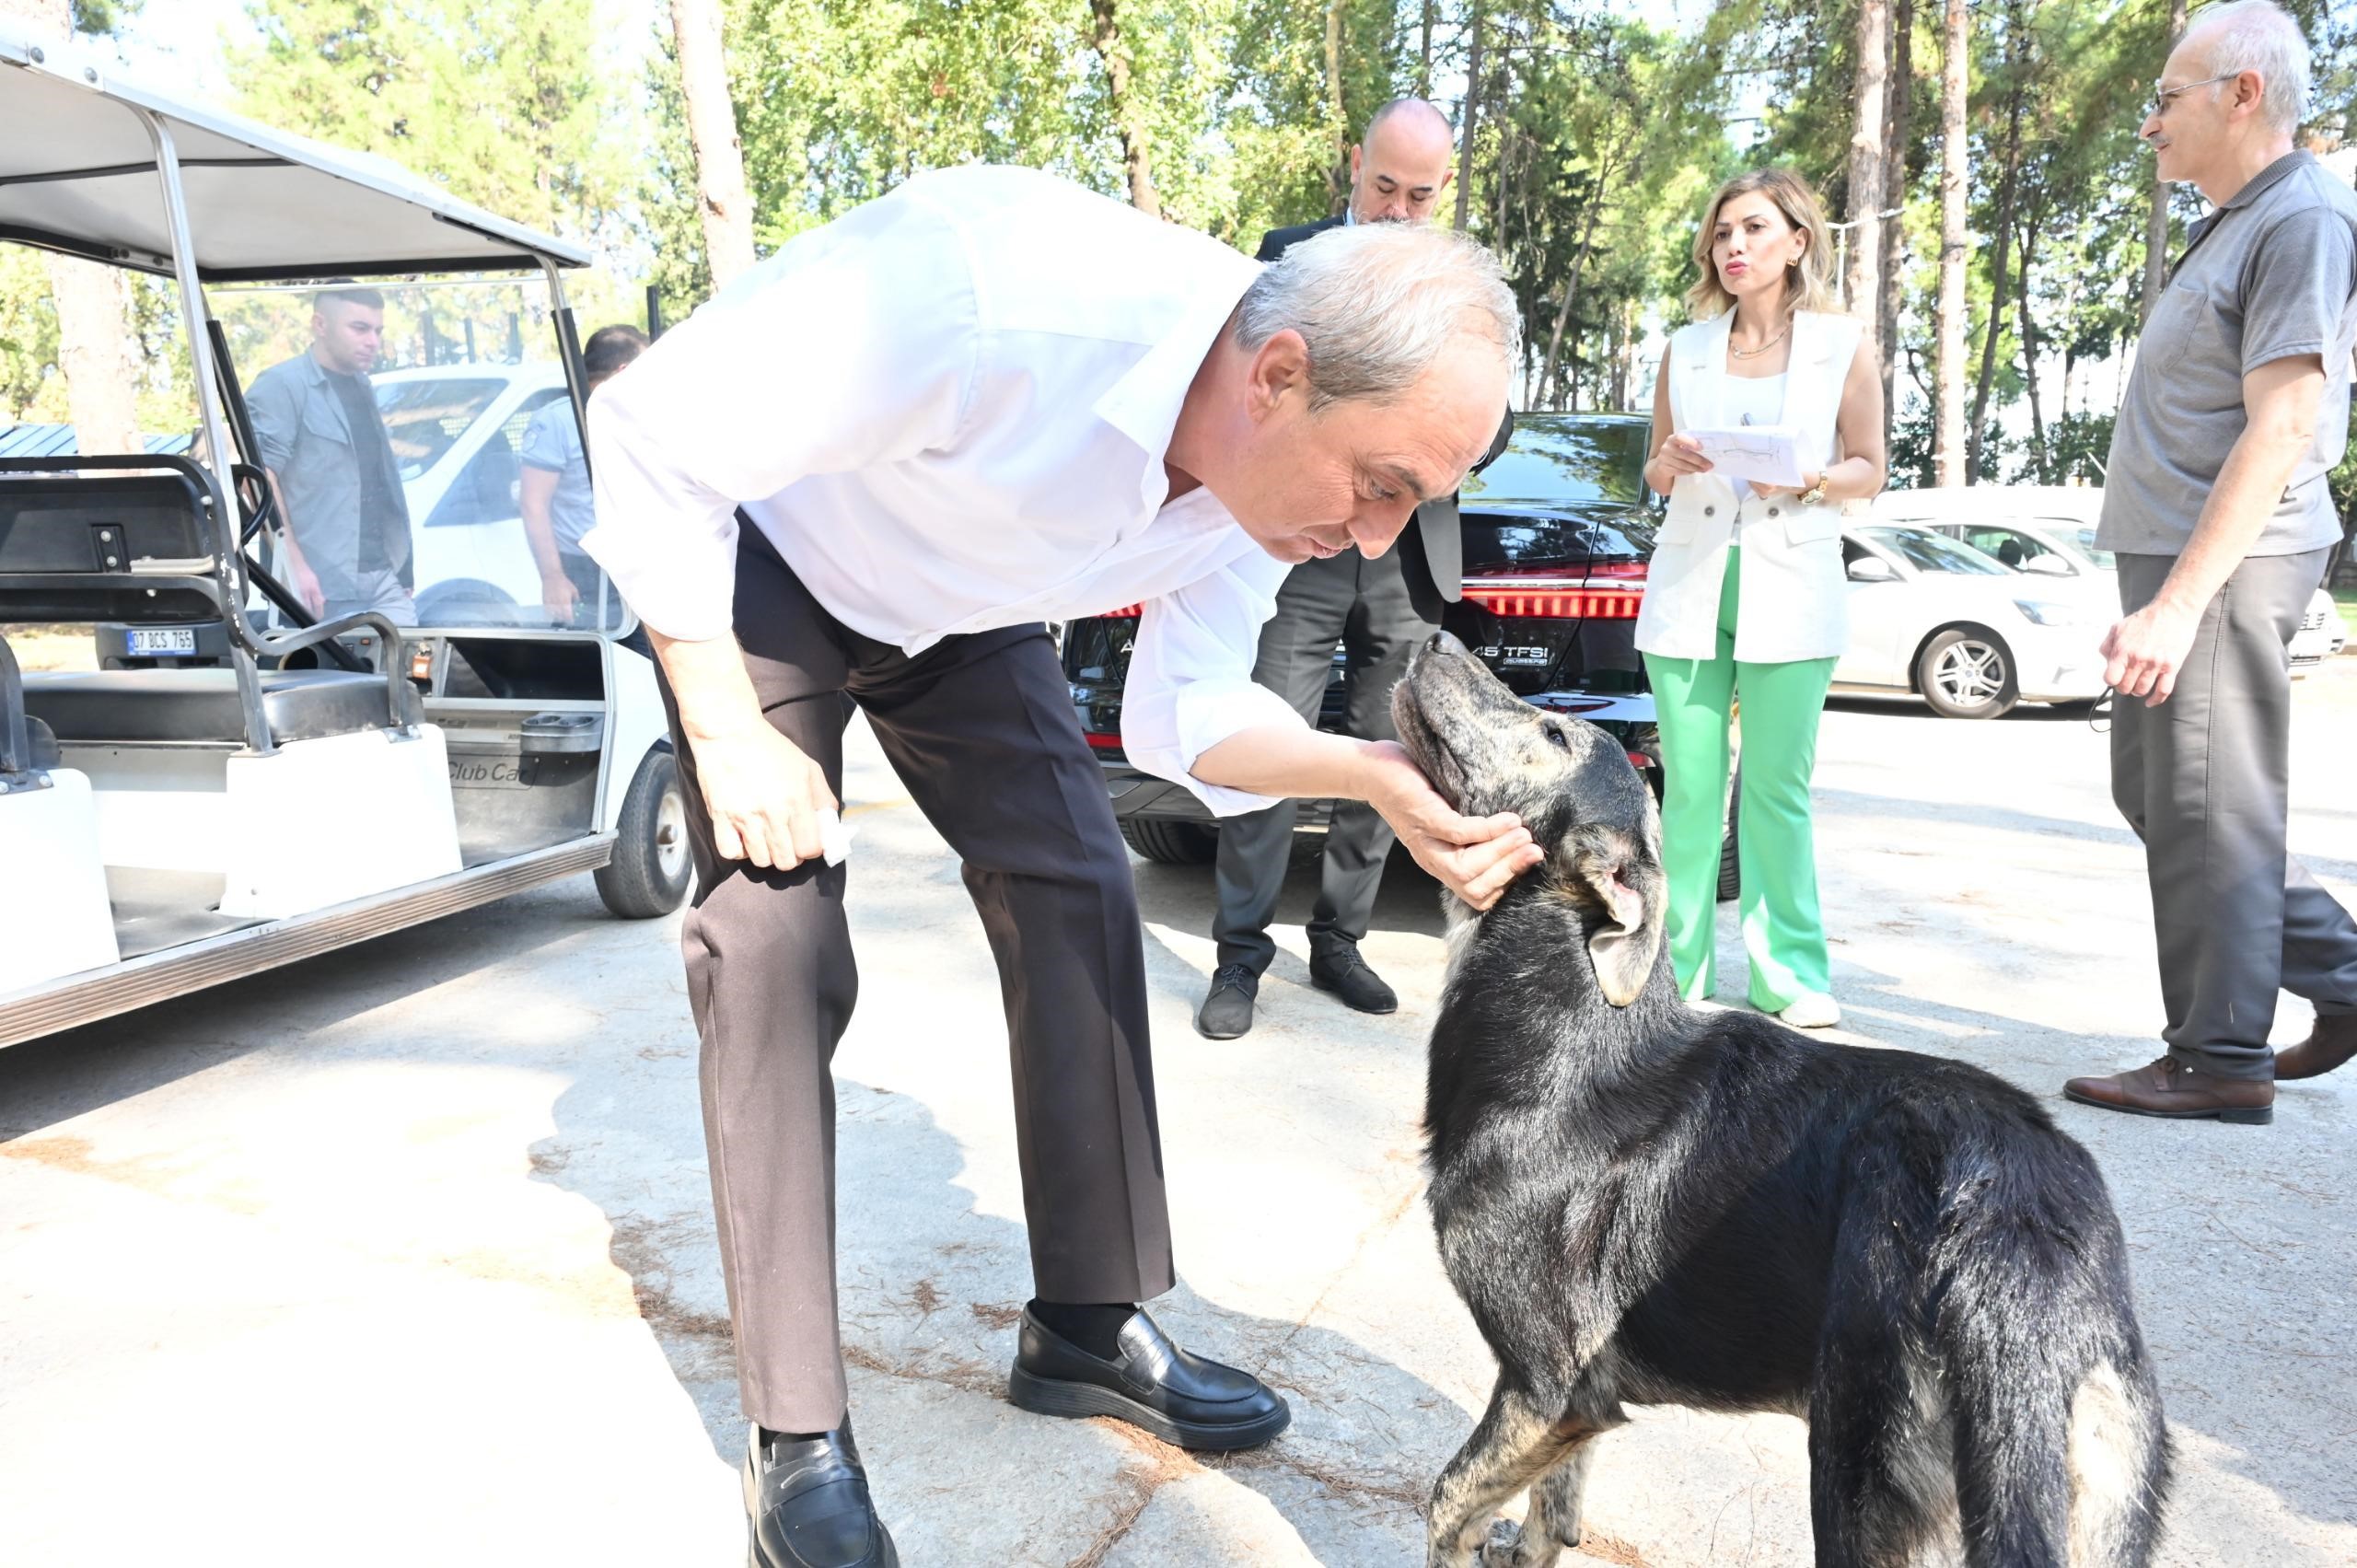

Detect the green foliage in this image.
[70,0,143,36]
[229,0,637,250]
[14,0,2353,477]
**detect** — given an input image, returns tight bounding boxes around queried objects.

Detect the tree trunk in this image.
[1454,0,1485,231]
[1538,162,1613,410]
[1088,0,1160,217]
[1968,2,2026,483]
[1324,0,1348,213]
[49,261,142,454]
[2017,206,2046,481]
[1,0,144,454]
[668,0,756,288]
[1879,0,1913,419]
[1933,0,1969,486]
[1846,0,1889,329]
[1419,0,1435,96]
[2140,0,2190,324]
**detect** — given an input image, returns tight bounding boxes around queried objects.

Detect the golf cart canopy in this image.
[0,23,591,282]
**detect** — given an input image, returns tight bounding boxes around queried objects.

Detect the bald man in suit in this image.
[1200,97,1509,1039]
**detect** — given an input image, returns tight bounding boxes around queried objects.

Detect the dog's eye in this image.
[1544,724,1571,749]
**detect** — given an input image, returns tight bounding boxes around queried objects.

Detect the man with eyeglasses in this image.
[2064,0,2357,1124]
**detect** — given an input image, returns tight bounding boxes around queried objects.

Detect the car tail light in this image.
[1085,731,1124,750]
[1460,584,1643,620]
[1090,604,1144,620]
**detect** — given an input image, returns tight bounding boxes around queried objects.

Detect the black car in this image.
[1063,412,1737,895]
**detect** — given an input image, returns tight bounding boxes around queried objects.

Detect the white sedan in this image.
[1878,486,2349,671]
[371,362,575,624]
[1836,523,2110,718]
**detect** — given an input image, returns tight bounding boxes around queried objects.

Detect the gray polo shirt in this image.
[518,397,595,553]
[2097,151,2357,559]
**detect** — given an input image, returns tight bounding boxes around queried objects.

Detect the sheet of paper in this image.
[819,807,855,867]
[1685,424,1807,490]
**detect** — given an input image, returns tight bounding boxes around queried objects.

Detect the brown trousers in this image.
[657,531,1174,1432]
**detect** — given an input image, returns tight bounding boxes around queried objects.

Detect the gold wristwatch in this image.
[1798,471,1829,507]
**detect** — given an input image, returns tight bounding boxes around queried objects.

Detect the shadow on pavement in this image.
[0,881,606,1140]
[534,1052,1467,1564]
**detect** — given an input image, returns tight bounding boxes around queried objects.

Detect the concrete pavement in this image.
[3,668,2353,1565]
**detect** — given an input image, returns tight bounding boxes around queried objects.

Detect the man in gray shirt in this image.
[244,286,416,625]
[520,323,646,628]
[2066,0,2357,1124]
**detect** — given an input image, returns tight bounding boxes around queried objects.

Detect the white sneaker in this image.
[1778,993,1841,1029]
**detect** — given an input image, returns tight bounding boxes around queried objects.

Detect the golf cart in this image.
[0,28,689,1049]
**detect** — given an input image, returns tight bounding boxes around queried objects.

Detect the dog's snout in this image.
[1425,630,1470,658]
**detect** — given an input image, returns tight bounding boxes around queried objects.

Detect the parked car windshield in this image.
[2061,525,2116,572]
[1859,525,2013,575]
[1463,418,1648,505]
[377,377,508,480]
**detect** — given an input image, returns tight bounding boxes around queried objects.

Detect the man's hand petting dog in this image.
[1357,738,1540,910]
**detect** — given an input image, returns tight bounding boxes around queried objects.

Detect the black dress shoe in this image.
[1309,946,1398,1014]
[742,1422,899,1568]
[1007,1307,1291,1450]
[1196,963,1260,1040]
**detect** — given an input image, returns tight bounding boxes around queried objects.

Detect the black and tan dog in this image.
[1392,633,2170,1568]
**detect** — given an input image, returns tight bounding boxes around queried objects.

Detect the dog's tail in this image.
[1936,1167,2171,1567]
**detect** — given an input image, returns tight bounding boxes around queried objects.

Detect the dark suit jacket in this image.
[1251,215,1513,623]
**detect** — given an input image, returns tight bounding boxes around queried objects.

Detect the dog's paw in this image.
[1480,1515,1570,1568]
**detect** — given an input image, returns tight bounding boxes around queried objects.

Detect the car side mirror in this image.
[1847,555,1898,584]
[2021,553,2072,576]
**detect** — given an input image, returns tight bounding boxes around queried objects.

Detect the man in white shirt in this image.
[586,164,1527,1568]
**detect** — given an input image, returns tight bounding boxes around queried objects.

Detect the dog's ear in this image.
[1573,852,1662,1008]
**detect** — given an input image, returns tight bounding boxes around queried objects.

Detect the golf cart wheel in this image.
[1717,762,1741,903]
[1119,818,1218,865]
[597,748,693,918]
[1916,628,2019,720]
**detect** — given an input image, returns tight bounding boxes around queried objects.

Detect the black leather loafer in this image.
[1007,1307,1291,1450]
[742,1421,899,1568]
[1196,964,1259,1040]
[1309,946,1398,1014]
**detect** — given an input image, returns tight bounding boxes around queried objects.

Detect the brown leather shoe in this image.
[2063,1055,2274,1124]
[2274,1011,2357,1082]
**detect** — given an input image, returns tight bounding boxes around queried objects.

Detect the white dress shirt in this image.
[584,165,1305,814]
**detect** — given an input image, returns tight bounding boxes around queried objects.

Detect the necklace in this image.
[1729,324,1790,360]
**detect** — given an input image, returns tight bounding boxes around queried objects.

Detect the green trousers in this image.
[1640,548,1837,1010]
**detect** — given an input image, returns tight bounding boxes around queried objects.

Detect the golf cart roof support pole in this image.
[540,254,590,479]
[539,253,617,642]
[137,105,276,755]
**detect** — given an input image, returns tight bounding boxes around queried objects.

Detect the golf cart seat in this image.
[1,456,456,926]
[1,457,414,747]
[20,667,400,746]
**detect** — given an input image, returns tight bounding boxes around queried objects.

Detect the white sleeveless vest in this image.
[1633,308,1862,665]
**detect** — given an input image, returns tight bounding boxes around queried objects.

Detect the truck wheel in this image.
[1119,819,1218,865]
[596,749,693,917]
[1917,628,2018,719]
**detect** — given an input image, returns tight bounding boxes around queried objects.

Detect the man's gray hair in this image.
[2189,0,2312,134]
[1234,222,1521,412]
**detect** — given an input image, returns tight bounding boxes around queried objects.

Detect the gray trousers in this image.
[1212,545,1436,974]
[2111,548,2357,1080]
[319,567,417,627]
[658,533,1173,1432]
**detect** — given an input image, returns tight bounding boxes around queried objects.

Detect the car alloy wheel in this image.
[1916,628,2017,719]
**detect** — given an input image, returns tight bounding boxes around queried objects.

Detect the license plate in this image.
[128,628,197,656]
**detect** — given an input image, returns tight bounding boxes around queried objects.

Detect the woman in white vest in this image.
[1635,168,1886,1028]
